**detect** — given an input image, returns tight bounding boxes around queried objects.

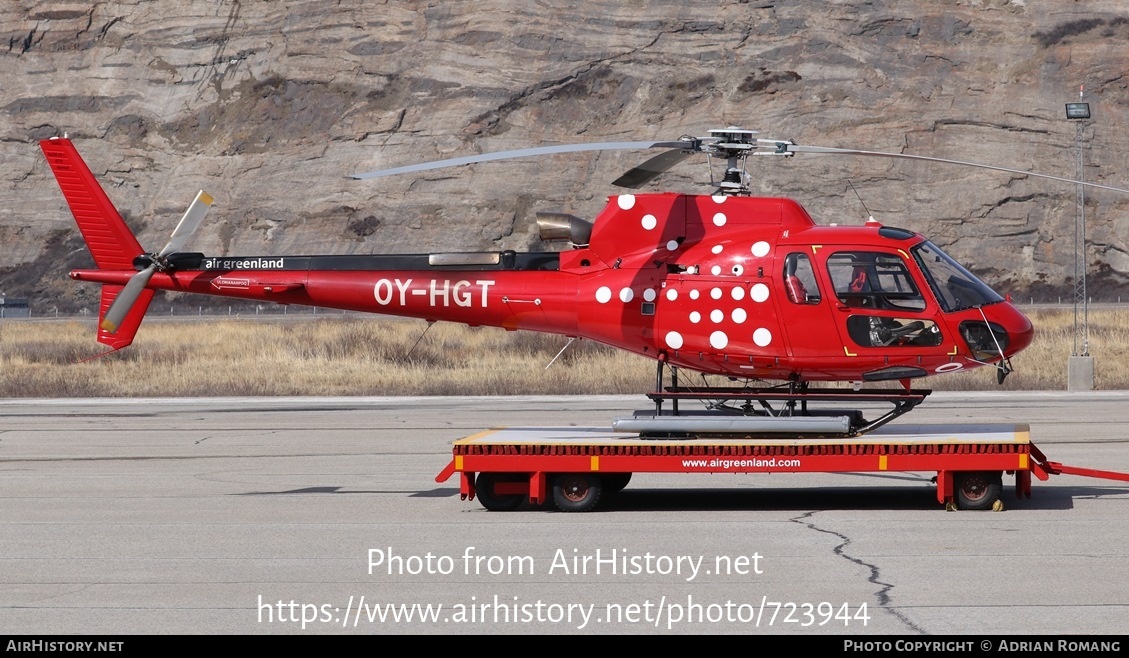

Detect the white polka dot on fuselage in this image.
[751,283,769,302]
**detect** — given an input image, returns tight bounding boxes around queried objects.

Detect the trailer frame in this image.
[435,423,1129,512]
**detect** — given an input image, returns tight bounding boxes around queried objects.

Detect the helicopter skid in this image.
[612,413,853,437]
[642,386,930,438]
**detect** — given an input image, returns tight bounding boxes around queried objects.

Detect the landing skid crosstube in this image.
[632,363,929,438]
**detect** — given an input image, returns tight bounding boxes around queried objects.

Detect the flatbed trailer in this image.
[434,423,1129,512]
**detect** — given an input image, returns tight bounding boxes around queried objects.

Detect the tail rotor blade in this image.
[100,264,157,333]
[158,191,213,257]
[101,190,213,334]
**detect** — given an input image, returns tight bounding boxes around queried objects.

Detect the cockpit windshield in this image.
[912,241,1003,312]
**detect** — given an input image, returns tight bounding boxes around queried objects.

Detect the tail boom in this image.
[73,266,583,336]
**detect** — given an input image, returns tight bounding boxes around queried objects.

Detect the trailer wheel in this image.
[604,473,632,493]
[475,473,526,511]
[955,471,1003,511]
[552,473,603,512]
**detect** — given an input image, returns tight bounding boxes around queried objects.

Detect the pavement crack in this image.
[793,510,927,634]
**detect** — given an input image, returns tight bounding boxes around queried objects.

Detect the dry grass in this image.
[0,317,657,397]
[0,307,1126,397]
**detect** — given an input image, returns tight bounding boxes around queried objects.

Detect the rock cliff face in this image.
[3,0,1129,311]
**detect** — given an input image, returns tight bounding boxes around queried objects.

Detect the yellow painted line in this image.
[879,455,888,471]
[591,456,600,471]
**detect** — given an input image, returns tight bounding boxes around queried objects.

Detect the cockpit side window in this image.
[827,252,925,311]
[783,253,820,305]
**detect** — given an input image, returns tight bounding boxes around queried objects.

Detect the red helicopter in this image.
[39,129,1127,437]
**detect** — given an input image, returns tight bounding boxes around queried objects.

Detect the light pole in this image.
[1065,95,1093,390]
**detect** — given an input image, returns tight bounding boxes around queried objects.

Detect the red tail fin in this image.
[40,138,144,269]
[40,137,151,352]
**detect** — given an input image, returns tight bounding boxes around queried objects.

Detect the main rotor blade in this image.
[101,263,157,333]
[351,141,693,180]
[158,191,214,257]
[781,144,1129,195]
[612,149,698,188]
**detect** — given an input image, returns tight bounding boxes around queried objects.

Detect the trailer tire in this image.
[475,472,526,512]
[955,471,1003,511]
[552,473,603,512]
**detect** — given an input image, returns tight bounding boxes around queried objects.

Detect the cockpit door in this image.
[823,250,948,370]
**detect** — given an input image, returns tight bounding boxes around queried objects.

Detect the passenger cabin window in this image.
[783,253,820,305]
[827,252,926,311]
